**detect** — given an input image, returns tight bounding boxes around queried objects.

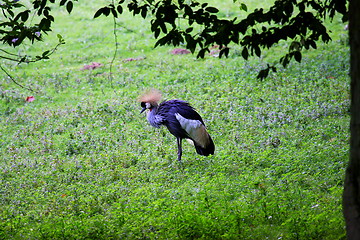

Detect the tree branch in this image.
[0,64,39,93]
[109,0,119,86]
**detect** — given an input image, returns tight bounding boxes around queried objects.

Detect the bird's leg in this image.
[177,137,182,162]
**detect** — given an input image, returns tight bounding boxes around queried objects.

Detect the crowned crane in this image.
[139,89,215,162]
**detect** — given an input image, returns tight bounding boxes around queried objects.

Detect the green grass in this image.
[0,0,349,239]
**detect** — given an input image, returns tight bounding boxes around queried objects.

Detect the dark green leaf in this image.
[240,3,247,12]
[66,1,73,13]
[205,7,219,13]
[103,7,111,16]
[294,51,302,62]
[21,11,30,22]
[8,9,14,18]
[57,34,65,44]
[154,35,168,48]
[133,5,140,15]
[154,28,160,38]
[111,7,118,18]
[231,32,239,44]
[185,27,193,33]
[197,48,209,58]
[42,50,50,56]
[219,47,229,58]
[257,68,269,80]
[289,41,300,51]
[184,5,193,17]
[39,18,51,31]
[94,8,104,18]
[40,0,46,10]
[141,6,147,18]
[159,22,167,34]
[309,40,317,49]
[48,15,55,22]
[43,9,49,17]
[60,0,67,6]
[281,54,290,67]
[241,47,248,60]
[117,5,123,14]
[190,1,200,7]
[254,45,261,57]
[185,34,196,53]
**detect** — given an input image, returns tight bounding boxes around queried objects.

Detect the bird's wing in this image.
[175,113,210,148]
[157,100,208,141]
[171,100,205,124]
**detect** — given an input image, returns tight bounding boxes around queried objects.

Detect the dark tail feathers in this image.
[194,136,215,156]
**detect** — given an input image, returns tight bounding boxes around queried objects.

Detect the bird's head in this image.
[138,89,162,113]
[140,101,155,113]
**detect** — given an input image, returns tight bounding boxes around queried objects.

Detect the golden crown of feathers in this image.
[138,89,162,104]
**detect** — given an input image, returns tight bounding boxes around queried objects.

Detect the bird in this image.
[139,89,215,162]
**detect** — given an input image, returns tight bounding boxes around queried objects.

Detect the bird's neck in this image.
[147,106,162,128]
[149,104,158,112]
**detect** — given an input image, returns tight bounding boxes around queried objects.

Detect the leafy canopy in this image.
[0,0,73,63]
[1,0,348,78]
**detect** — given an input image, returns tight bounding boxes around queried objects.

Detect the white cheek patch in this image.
[175,113,210,148]
[145,102,151,109]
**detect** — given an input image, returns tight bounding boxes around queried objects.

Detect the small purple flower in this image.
[35,31,41,37]
[12,38,19,43]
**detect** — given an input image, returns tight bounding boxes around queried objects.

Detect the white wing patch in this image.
[175,113,210,148]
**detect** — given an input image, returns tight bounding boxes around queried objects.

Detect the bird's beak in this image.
[140,107,146,114]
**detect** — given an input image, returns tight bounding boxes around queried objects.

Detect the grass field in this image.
[0,0,350,239]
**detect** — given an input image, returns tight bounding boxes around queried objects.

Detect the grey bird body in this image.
[140,92,215,162]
